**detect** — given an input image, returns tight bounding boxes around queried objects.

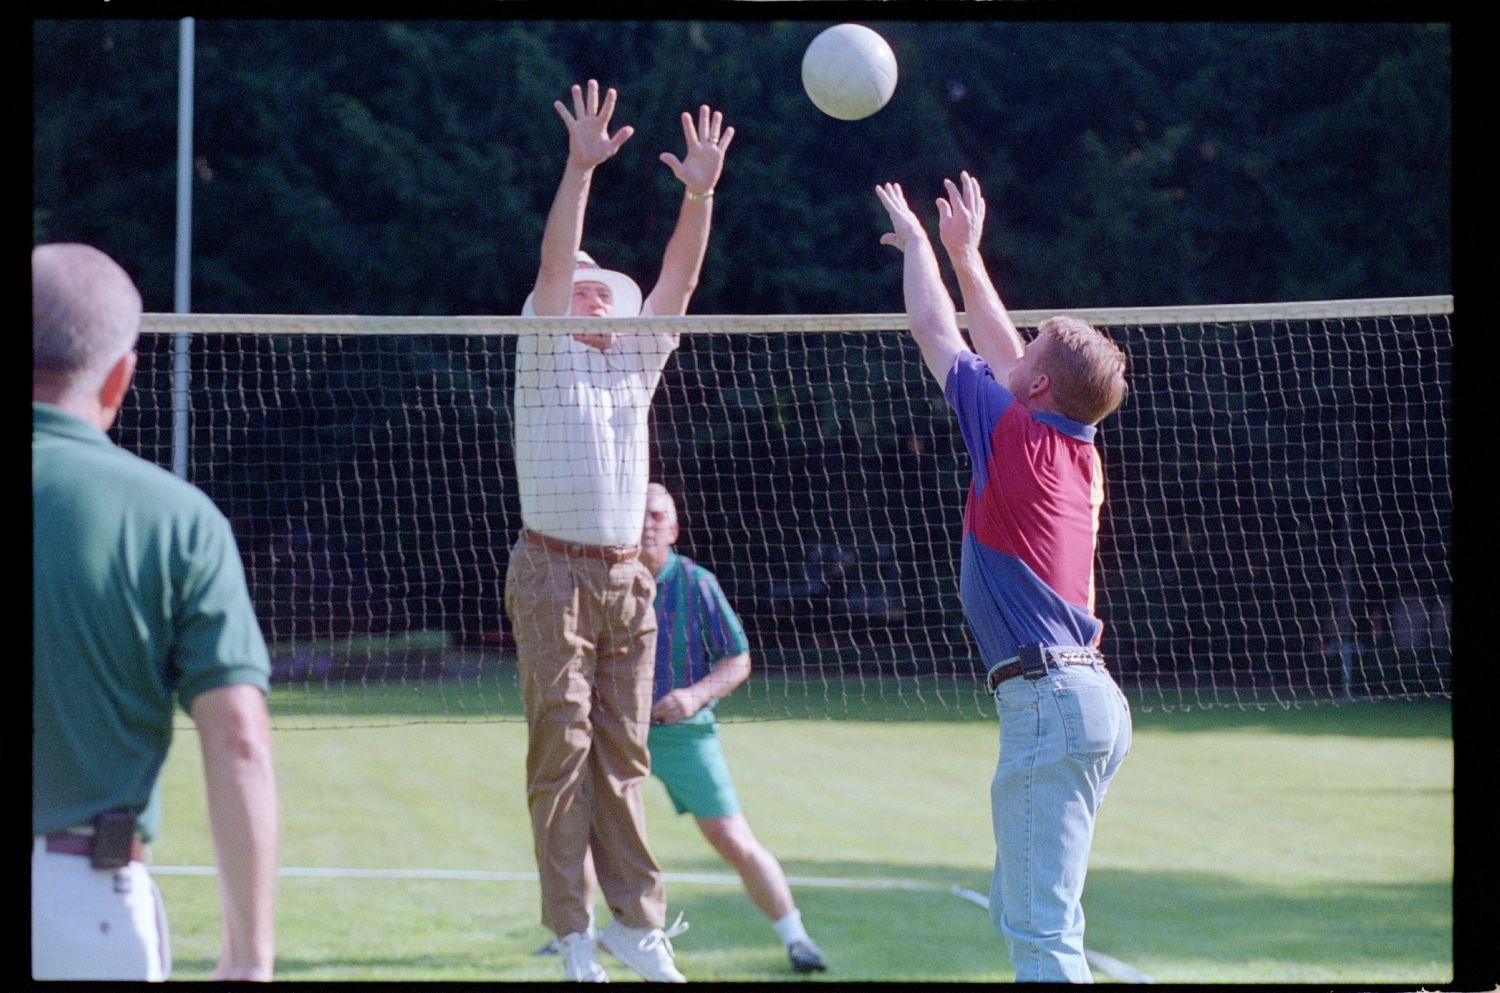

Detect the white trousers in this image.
[31,836,171,981]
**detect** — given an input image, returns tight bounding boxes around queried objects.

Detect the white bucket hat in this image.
[521,251,642,317]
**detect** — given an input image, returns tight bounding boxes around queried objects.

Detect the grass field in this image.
[151,691,1453,983]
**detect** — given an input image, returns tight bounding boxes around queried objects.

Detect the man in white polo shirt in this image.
[505,78,733,983]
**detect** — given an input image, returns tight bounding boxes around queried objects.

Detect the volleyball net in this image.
[126,298,1453,726]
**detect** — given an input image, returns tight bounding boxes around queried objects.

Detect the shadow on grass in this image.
[658,857,1451,983]
[1081,864,1452,982]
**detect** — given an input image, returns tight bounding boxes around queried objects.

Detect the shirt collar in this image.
[1031,409,1097,443]
[32,402,112,446]
[656,549,684,583]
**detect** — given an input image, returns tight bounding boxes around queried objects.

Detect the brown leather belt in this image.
[985,647,1106,694]
[522,528,639,564]
[41,832,148,864]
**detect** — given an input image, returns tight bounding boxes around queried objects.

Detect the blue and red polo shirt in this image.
[945,351,1106,670]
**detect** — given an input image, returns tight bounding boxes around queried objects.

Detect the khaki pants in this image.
[505,538,666,937]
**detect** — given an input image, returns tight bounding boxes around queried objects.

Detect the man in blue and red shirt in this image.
[876,173,1132,982]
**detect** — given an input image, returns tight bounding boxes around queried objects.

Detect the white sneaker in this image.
[559,930,609,982]
[598,912,689,982]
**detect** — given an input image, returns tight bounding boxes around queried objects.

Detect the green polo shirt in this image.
[32,403,270,841]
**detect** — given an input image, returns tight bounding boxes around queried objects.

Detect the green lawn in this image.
[152,696,1453,983]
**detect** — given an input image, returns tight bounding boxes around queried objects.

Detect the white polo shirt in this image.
[513,314,678,547]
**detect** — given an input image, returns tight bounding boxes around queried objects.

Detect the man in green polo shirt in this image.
[32,242,280,981]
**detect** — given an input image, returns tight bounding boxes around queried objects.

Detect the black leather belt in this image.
[985,646,1106,694]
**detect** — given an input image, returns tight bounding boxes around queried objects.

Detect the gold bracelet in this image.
[684,189,715,202]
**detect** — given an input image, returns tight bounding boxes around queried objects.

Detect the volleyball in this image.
[801,24,898,121]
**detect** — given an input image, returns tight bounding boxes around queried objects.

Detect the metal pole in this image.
[171,17,194,480]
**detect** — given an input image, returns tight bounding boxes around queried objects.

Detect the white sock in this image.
[772,909,810,946]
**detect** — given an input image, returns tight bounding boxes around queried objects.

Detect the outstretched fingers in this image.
[876,181,914,218]
[662,105,733,193]
[960,170,985,221]
[937,172,985,257]
[876,182,920,250]
[574,79,603,119]
[556,79,634,165]
[680,106,735,154]
[961,169,982,200]
[683,105,713,145]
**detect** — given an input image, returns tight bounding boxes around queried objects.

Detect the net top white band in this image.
[140,295,1453,338]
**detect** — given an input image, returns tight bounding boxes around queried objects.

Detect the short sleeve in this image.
[945,351,1017,485]
[172,508,272,711]
[694,568,751,660]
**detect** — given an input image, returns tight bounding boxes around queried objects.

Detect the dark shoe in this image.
[787,938,827,973]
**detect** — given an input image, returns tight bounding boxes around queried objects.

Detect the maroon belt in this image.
[41,832,148,864]
[522,529,639,564]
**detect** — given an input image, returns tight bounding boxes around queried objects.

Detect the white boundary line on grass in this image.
[151,865,937,890]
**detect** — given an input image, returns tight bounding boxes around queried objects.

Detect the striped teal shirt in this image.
[651,550,749,725]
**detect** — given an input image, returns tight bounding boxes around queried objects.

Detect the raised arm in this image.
[936,171,1027,380]
[876,182,970,386]
[191,683,279,982]
[650,651,752,725]
[643,104,735,317]
[530,79,636,317]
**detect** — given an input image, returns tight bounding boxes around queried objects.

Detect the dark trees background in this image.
[34,19,1450,315]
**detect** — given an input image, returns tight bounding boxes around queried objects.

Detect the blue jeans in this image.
[989,663,1131,982]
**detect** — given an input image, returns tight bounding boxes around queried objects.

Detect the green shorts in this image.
[647,719,741,820]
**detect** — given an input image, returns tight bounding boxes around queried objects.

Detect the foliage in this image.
[35,19,1450,313]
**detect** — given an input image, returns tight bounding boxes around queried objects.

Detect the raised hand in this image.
[554,79,634,170]
[937,171,986,260]
[658,104,735,197]
[876,181,966,385]
[876,182,928,253]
